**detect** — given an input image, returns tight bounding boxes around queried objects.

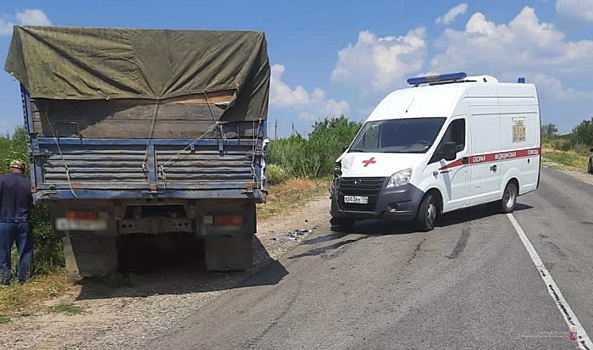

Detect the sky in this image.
[1,0,593,137]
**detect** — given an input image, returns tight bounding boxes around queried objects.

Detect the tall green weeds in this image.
[268,115,362,179]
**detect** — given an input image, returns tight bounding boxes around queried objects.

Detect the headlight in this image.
[386,168,412,188]
[333,162,342,177]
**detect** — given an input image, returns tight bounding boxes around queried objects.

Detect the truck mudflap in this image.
[62,236,118,277]
[202,202,256,271]
[204,234,253,271]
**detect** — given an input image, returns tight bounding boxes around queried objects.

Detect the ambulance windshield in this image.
[349,117,446,153]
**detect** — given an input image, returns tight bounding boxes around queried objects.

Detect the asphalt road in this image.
[146,167,593,350]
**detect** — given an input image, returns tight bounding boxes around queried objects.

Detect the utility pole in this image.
[274,118,278,140]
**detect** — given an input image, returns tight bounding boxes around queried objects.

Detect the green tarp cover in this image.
[5,26,270,120]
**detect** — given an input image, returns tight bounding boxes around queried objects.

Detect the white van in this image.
[330,72,541,231]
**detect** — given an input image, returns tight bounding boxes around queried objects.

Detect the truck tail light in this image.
[65,211,98,220]
[213,215,243,225]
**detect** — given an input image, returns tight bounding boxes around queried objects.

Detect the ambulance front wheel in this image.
[330,217,356,232]
[500,181,518,213]
[416,193,438,232]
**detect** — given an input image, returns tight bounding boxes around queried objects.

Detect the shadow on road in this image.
[438,202,533,227]
[74,202,534,301]
[288,202,535,260]
[75,235,287,301]
[288,235,374,260]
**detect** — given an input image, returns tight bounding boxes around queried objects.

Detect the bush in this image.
[266,164,289,185]
[31,205,63,275]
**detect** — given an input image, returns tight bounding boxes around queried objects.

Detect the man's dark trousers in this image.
[0,222,33,285]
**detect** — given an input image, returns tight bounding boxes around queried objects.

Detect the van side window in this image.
[430,119,466,164]
[449,119,465,152]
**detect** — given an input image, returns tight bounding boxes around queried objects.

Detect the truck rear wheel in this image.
[416,193,438,231]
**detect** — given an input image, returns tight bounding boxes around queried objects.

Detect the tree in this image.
[308,114,362,145]
[540,123,558,138]
[571,118,593,146]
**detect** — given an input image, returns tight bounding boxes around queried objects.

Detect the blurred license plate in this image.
[344,195,368,204]
[55,218,108,231]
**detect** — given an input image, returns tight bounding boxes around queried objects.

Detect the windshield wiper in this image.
[348,149,367,153]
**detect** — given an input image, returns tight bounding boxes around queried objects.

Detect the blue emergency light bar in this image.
[407,72,467,86]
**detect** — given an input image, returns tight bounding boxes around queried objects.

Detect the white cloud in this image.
[431,7,593,82]
[331,28,427,91]
[0,9,52,36]
[0,20,13,36]
[556,0,593,21]
[426,6,593,132]
[531,73,593,100]
[15,9,52,26]
[270,64,350,120]
[436,3,469,25]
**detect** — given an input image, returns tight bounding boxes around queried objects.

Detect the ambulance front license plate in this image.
[344,195,368,204]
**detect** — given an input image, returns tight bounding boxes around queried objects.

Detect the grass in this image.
[0,178,330,323]
[0,270,82,322]
[258,178,331,220]
[47,301,85,315]
[541,147,589,172]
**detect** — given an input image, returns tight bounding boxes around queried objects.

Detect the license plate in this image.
[55,218,108,231]
[343,195,368,204]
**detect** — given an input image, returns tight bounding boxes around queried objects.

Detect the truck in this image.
[5,26,270,276]
[331,72,541,231]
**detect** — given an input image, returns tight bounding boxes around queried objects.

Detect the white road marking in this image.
[508,213,592,349]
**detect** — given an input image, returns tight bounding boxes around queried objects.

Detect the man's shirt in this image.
[0,173,32,223]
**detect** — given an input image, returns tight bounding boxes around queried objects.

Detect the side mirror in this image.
[441,142,457,161]
[590,147,593,152]
[342,145,349,152]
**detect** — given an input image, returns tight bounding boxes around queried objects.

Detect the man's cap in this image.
[9,159,25,170]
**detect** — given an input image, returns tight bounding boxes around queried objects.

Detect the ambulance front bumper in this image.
[331,180,424,221]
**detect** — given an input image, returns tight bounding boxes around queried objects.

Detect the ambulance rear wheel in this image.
[500,181,517,213]
[416,193,438,232]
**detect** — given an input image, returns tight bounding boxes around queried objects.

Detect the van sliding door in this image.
[468,97,502,204]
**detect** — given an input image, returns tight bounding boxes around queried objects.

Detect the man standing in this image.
[0,159,33,285]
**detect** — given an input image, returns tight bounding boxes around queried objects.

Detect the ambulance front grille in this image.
[337,177,385,212]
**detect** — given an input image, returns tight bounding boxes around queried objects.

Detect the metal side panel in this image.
[33,138,263,201]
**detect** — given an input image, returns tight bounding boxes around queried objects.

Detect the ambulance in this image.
[330,72,541,231]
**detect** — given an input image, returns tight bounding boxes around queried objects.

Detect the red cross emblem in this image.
[570,327,578,342]
[362,157,376,167]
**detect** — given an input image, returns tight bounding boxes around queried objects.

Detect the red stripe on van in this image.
[439,147,540,171]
